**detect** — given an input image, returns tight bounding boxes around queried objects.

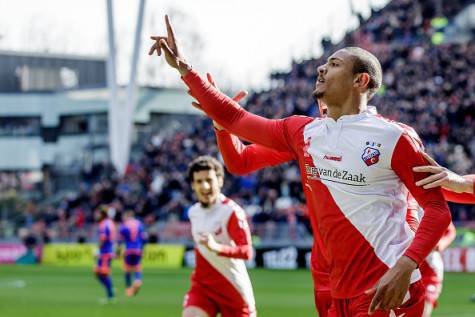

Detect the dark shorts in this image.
[124,253,142,271]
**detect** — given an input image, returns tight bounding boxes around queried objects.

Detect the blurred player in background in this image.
[183,156,255,317]
[94,206,116,302]
[118,209,146,297]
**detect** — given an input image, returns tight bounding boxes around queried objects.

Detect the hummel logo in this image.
[389,311,405,317]
[323,155,342,161]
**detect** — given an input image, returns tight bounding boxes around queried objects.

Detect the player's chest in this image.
[191,210,227,238]
[299,123,395,186]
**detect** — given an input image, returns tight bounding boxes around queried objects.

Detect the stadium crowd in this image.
[7,0,475,242]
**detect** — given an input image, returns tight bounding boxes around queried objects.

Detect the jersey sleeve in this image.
[442,188,475,204]
[391,131,452,265]
[218,210,253,260]
[183,70,298,153]
[215,128,295,175]
[437,222,456,252]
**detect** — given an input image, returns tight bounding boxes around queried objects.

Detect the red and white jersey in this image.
[183,70,451,299]
[188,194,255,313]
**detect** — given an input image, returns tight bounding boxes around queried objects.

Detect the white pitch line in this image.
[0,279,26,289]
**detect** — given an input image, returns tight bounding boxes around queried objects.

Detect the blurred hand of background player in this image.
[366,255,417,314]
[149,15,191,76]
[188,73,248,131]
[413,152,473,193]
[198,233,223,254]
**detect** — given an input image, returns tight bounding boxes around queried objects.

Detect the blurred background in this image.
[0,0,474,316]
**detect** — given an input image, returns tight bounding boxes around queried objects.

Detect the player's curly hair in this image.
[344,47,382,100]
[187,155,224,182]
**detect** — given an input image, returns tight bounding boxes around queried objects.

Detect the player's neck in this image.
[325,95,368,121]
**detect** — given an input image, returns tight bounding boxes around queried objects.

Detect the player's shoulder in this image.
[220,195,247,220]
[369,114,423,150]
[283,115,321,140]
[373,114,422,146]
[188,203,202,217]
[369,114,419,135]
[284,115,316,128]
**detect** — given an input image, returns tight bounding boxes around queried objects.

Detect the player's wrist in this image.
[397,255,418,272]
[177,62,192,76]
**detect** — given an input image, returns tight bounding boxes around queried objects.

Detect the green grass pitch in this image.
[0,266,474,317]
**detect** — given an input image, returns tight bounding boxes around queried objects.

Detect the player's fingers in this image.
[379,289,396,311]
[415,172,447,187]
[165,15,177,50]
[150,36,168,42]
[385,292,404,312]
[148,42,160,56]
[368,287,384,314]
[364,287,376,296]
[412,165,444,173]
[150,36,168,55]
[420,151,439,167]
[206,73,218,89]
[423,176,448,189]
[159,39,175,58]
[232,91,248,102]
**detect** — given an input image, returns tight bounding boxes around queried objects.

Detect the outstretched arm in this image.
[413,152,475,203]
[149,15,297,153]
[189,73,296,174]
[215,129,294,175]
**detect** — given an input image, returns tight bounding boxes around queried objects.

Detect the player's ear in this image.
[354,73,370,89]
[218,175,224,188]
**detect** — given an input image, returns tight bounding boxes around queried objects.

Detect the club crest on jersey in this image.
[362,141,381,166]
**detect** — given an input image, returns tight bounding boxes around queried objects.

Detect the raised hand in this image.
[149,15,191,76]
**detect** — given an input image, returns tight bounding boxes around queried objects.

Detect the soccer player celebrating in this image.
[118,209,146,297]
[150,15,452,316]
[183,155,255,317]
[94,206,116,302]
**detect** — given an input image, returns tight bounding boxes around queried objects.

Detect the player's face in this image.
[191,169,223,207]
[313,49,355,104]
